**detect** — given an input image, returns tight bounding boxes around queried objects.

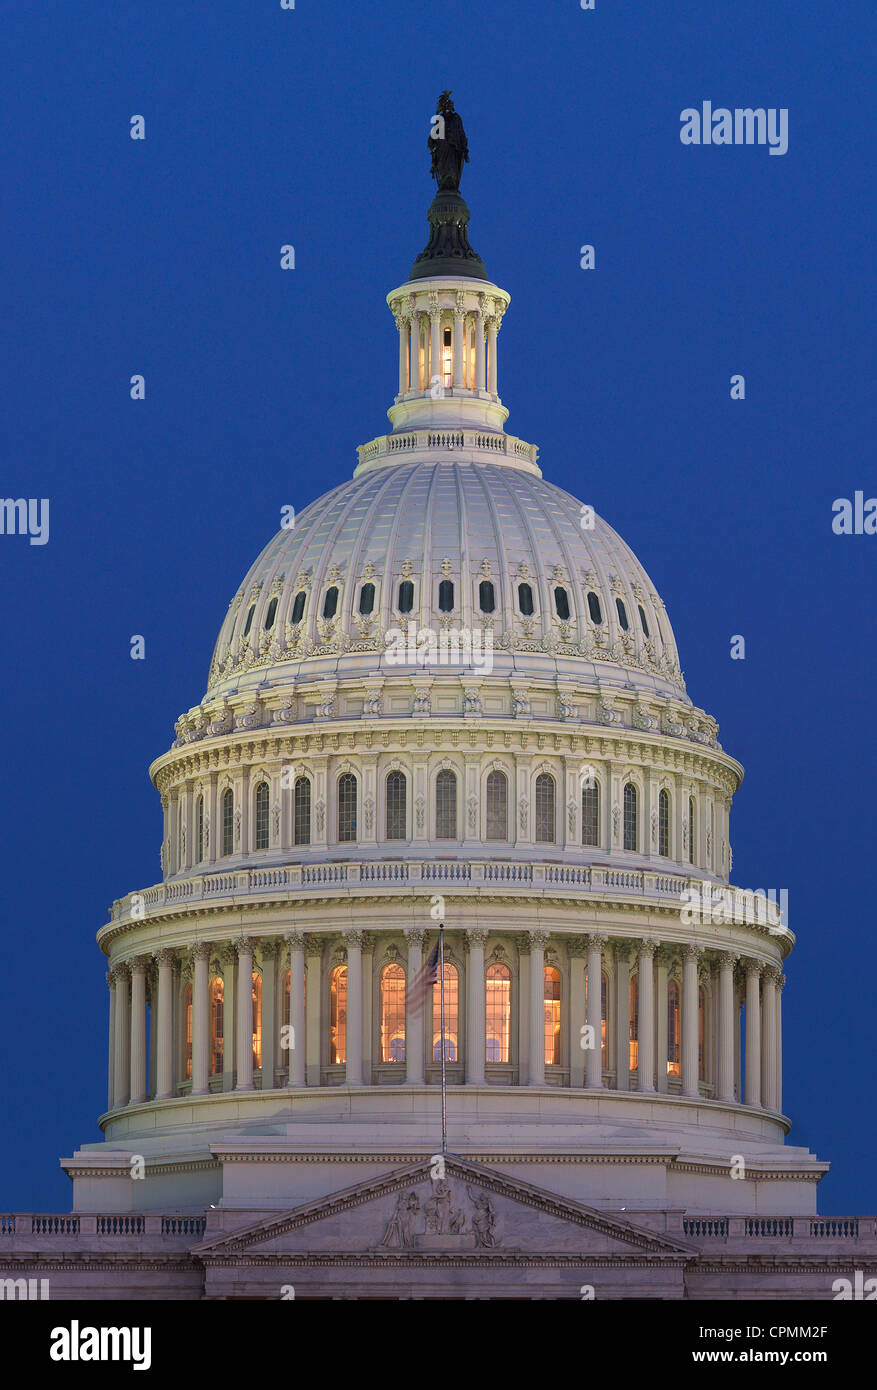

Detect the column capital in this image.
[777,971,786,990]
[763,965,782,987]
[717,949,740,968]
[259,937,282,961]
[109,962,129,984]
[305,933,325,958]
[612,939,636,967]
[637,937,658,959]
[234,935,256,958]
[129,954,151,974]
[585,932,606,951]
[683,943,703,964]
[154,948,176,969]
[344,928,365,950]
[528,928,550,950]
[191,941,212,963]
[286,930,305,950]
[404,927,427,948]
[744,957,764,978]
[466,927,489,949]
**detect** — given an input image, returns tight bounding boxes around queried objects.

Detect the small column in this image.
[235,937,255,1091]
[207,772,218,866]
[191,943,210,1096]
[655,949,669,1093]
[129,957,148,1105]
[717,951,737,1103]
[681,945,700,1098]
[465,928,487,1085]
[637,940,656,1093]
[614,943,632,1091]
[261,941,278,1090]
[288,931,306,1087]
[345,930,364,1086]
[114,964,130,1107]
[397,314,410,394]
[761,967,778,1112]
[155,949,176,1100]
[569,939,587,1088]
[585,934,604,1089]
[452,304,465,389]
[528,930,549,1086]
[744,960,762,1109]
[405,928,426,1085]
[776,972,785,1113]
[486,315,498,394]
[305,937,323,1086]
[429,302,442,390]
[410,314,422,391]
[474,309,486,391]
[106,972,116,1111]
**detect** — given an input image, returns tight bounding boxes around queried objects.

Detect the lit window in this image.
[380,963,406,1063]
[291,591,306,625]
[582,781,599,847]
[337,773,357,842]
[667,980,680,1077]
[330,965,347,1065]
[294,777,311,846]
[222,787,234,856]
[486,963,511,1063]
[616,597,629,630]
[264,597,278,630]
[251,972,262,1071]
[587,591,603,624]
[184,983,193,1080]
[485,769,508,841]
[629,974,638,1073]
[623,782,638,852]
[535,772,555,843]
[638,604,650,638]
[554,586,570,620]
[359,582,375,616]
[432,963,458,1061]
[659,788,670,857]
[479,579,495,614]
[442,325,452,389]
[518,582,534,616]
[322,586,338,620]
[386,770,407,840]
[544,966,561,1066]
[438,579,454,612]
[210,977,224,1076]
[254,781,269,850]
[435,769,457,839]
[398,580,414,614]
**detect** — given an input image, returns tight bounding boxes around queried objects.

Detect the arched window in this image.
[385,770,407,840]
[294,776,311,846]
[629,974,639,1073]
[485,769,508,841]
[380,963,406,1063]
[479,579,495,614]
[432,962,458,1061]
[398,580,414,614]
[554,586,570,620]
[254,781,269,850]
[196,794,204,862]
[251,972,262,1072]
[442,324,453,388]
[322,586,338,620]
[486,963,511,1063]
[698,986,706,1083]
[582,780,599,847]
[210,977,224,1076]
[667,980,680,1077]
[584,970,609,1068]
[184,983,193,1080]
[329,965,347,1065]
[337,773,357,842]
[623,782,638,852]
[435,769,457,840]
[359,582,375,616]
[264,596,278,630]
[243,604,255,637]
[658,788,670,857]
[290,590,306,625]
[688,796,696,865]
[544,966,561,1066]
[518,582,534,616]
[638,604,650,638]
[221,787,234,856]
[616,597,629,631]
[535,772,555,843]
[587,591,603,624]
[438,579,454,612]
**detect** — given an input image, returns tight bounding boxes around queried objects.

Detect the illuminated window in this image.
[254,781,269,850]
[554,586,570,620]
[442,324,453,389]
[486,963,511,1063]
[616,597,629,631]
[330,965,347,1065]
[398,580,414,614]
[436,769,457,840]
[582,781,599,847]
[380,963,406,1063]
[438,579,454,612]
[629,973,639,1073]
[479,580,495,614]
[196,794,204,862]
[432,962,458,1061]
[337,773,357,842]
[623,782,638,851]
[184,983,193,1080]
[544,966,561,1066]
[385,770,407,840]
[667,980,680,1077]
[322,586,338,620]
[222,787,234,856]
[294,776,311,846]
[291,590,306,625]
[587,591,603,624]
[251,972,262,1071]
[584,970,609,1067]
[688,796,696,865]
[418,329,425,391]
[485,769,508,841]
[535,772,555,843]
[658,788,670,857]
[264,597,278,630]
[699,986,706,1082]
[518,582,534,616]
[210,977,224,1076]
[359,582,375,616]
[243,604,255,637]
[638,604,650,638]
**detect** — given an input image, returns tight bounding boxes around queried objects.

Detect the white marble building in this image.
[3,142,874,1300]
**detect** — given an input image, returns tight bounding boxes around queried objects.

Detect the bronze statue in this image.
[429,91,469,192]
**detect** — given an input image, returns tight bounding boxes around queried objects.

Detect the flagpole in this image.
[439,922,447,1155]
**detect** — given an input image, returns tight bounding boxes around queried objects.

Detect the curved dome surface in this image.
[206,458,687,702]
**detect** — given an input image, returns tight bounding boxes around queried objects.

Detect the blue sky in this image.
[1,0,873,1212]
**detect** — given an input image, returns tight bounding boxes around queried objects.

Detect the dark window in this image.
[616,598,629,631]
[485,770,508,841]
[254,781,269,850]
[222,788,234,856]
[659,789,670,857]
[582,782,599,847]
[398,580,414,614]
[518,582,534,616]
[337,773,357,842]
[587,591,603,624]
[359,582,375,616]
[322,587,339,620]
[435,769,457,839]
[385,771,407,840]
[438,579,454,613]
[294,777,311,846]
[535,773,555,843]
[638,604,650,638]
[479,579,495,614]
[243,604,255,637]
[264,597,278,630]
[291,591,306,625]
[623,783,638,852]
[554,586,570,620]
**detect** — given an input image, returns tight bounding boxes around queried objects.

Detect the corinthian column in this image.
[113,964,130,1107]
[466,928,487,1084]
[345,930,364,1086]
[761,967,779,1112]
[397,314,410,394]
[776,972,785,1113]
[486,316,498,393]
[681,945,701,1098]
[191,943,210,1096]
[744,960,762,1108]
[106,972,116,1111]
[155,948,176,1100]
[287,931,306,1087]
[474,308,485,391]
[585,934,604,1089]
[235,937,255,1091]
[637,940,656,1093]
[717,951,737,1103]
[405,928,426,1085]
[453,303,465,389]
[129,957,148,1105]
[614,943,633,1091]
[528,930,549,1086]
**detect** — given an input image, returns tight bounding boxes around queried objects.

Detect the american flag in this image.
[407,936,441,1017]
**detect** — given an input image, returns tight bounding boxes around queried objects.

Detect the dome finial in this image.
[409,94,488,281]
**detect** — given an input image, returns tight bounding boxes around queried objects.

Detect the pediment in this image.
[193,1157,695,1261]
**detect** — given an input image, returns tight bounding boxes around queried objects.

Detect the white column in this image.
[261,941,277,1089]
[776,972,784,1113]
[486,315,498,394]
[761,967,778,1112]
[528,930,548,1086]
[129,957,148,1104]
[744,961,762,1108]
[452,307,465,389]
[405,928,426,1085]
[106,972,116,1111]
[655,950,669,1093]
[191,943,209,1096]
[429,305,442,390]
[305,937,322,1086]
[637,940,656,1093]
[155,949,176,1100]
[235,937,255,1091]
[288,931,306,1086]
[397,314,410,394]
[410,314,422,391]
[615,944,632,1091]
[466,928,487,1084]
[113,964,130,1107]
[717,951,737,1103]
[569,940,587,1088]
[681,945,700,1098]
[474,311,485,391]
[585,934,604,1089]
[345,930,363,1086]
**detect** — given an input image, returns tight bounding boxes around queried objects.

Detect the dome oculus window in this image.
[264,597,278,631]
[290,590,306,625]
[479,579,495,614]
[322,586,339,620]
[358,582,375,616]
[553,586,570,620]
[518,582,534,616]
[616,597,629,631]
[397,580,414,614]
[587,591,602,624]
[638,604,650,638]
[438,579,454,613]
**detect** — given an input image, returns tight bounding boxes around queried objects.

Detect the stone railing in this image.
[355,428,539,471]
[684,1216,873,1242]
[0,1214,206,1239]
